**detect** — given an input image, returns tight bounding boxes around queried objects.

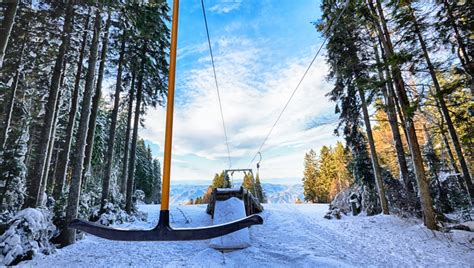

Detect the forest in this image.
[0,0,168,259]
[0,0,472,266]
[303,0,472,230]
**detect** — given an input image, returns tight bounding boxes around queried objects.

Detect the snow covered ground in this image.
[21,204,473,267]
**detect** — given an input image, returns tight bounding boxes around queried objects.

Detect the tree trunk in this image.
[423,126,452,212]
[61,9,101,247]
[48,143,61,194]
[0,116,28,208]
[377,38,411,148]
[24,3,74,208]
[434,94,470,193]
[121,73,135,195]
[82,12,111,186]
[369,0,437,230]
[357,88,389,214]
[53,12,91,201]
[39,87,63,204]
[0,69,19,151]
[0,40,24,151]
[43,59,67,197]
[125,71,143,214]
[100,35,126,214]
[0,0,18,69]
[440,124,459,173]
[374,44,415,196]
[408,5,473,198]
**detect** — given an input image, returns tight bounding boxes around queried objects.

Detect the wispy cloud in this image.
[209,0,242,14]
[139,0,339,183]
[141,34,340,182]
[176,42,208,62]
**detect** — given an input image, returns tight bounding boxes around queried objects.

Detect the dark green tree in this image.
[302,149,318,203]
[423,126,452,213]
[242,172,256,195]
[320,0,388,212]
[125,1,170,213]
[254,173,266,203]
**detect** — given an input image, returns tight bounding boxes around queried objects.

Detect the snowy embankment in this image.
[21,204,473,267]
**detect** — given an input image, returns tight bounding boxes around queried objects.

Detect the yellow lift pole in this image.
[161,0,179,212]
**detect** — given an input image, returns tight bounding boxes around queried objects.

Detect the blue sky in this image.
[140,0,341,184]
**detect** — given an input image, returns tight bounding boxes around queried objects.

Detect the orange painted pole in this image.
[161,0,179,211]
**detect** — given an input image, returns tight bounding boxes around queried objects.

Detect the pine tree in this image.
[254,173,265,203]
[134,140,157,203]
[224,172,231,188]
[121,75,135,195]
[349,132,375,187]
[317,146,334,203]
[125,65,144,213]
[302,149,318,203]
[53,10,91,201]
[25,1,75,208]
[0,97,28,222]
[423,125,452,212]
[358,87,389,214]
[331,142,352,198]
[83,11,112,183]
[365,0,437,229]
[100,31,126,213]
[242,172,256,195]
[373,44,415,197]
[435,0,473,93]
[0,0,18,68]
[202,187,213,204]
[150,159,162,204]
[211,171,229,189]
[61,8,102,246]
[321,0,388,211]
[0,2,57,214]
[390,0,473,199]
[0,40,25,151]
[125,2,170,213]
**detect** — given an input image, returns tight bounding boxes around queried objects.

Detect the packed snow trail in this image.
[21,204,473,267]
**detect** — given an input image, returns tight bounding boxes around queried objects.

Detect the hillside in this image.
[22,204,473,267]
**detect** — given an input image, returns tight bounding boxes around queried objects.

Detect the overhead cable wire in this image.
[248,0,350,168]
[200,0,232,169]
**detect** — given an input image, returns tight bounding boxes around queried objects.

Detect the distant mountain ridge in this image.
[168,183,304,204]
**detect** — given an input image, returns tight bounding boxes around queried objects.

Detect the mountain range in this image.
[169,183,304,204]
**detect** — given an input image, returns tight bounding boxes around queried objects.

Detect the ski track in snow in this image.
[21,204,473,267]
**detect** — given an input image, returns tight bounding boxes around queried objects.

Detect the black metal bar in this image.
[224,169,253,173]
[69,211,263,241]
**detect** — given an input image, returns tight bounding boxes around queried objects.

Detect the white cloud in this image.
[209,1,242,14]
[141,35,340,183]
[177,42,208,62]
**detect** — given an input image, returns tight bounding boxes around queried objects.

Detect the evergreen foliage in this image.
[211,171,230,189]
[302,149,318,203]
[303,144,352,203]
[242,172,256,195]
[0,1,170,249]
[254,173,266,203]
[317,0,472,228]
[134,139,161,204]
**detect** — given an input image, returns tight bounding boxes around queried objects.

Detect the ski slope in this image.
[21,204,473,267]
